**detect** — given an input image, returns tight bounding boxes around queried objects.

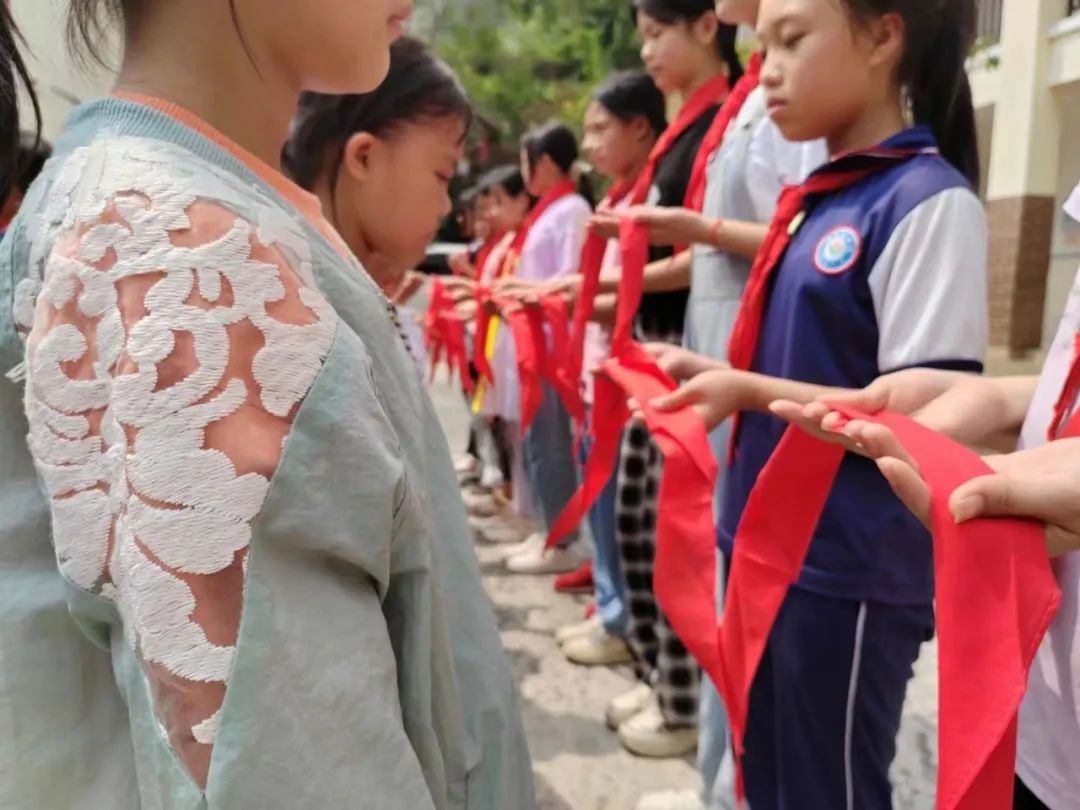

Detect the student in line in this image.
[494,123,595,576]
[597,0,743,762]
[283,35,470,373]
[554,70,668,670]
[625,0,826,802]
[647,0,987,805]
[775,183,1080,810]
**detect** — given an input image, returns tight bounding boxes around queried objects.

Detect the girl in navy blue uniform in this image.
[652,0,986,807]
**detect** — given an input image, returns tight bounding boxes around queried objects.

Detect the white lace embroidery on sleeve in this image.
[22,143,336,790]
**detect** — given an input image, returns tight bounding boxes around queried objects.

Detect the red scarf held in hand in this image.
[556,72,733,428]
[559,178,636,429]
[472,235,519,385]
[538,293,585,426]
[717,412,1060,810]
[684,53,764,213]
[488,290,582,435]
[472,284,496,386]
[496,179,580,430]
[501,301,547,435]
[423,277,473,396]
[545,70,760,550]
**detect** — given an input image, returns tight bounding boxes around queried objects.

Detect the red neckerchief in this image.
[628,74,729,208]
[501,300,547,435]
[423,277,473,396]
[1049,331,1080,440]
[509,179,578,262]
[718,412,1059,809]
[496,180,579,429]
[684,53,763,213]
[473,233,504,283]
[543,77,753,548]
[724,146,937,461]
[473,232,517,384]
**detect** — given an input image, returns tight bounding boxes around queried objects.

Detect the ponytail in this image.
[842,0,979,187]
[521,123,596,209]
[716,23,744,86]
[571,161,597,210]
[1,4,41,198]
[632,0,743,84]
[593,70,668,137]
[909,0,979,187]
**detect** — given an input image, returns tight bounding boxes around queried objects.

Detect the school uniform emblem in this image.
[814,226,862,275]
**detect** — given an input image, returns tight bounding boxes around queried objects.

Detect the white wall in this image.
[12,0,117,143]
[1047,80,1080,345]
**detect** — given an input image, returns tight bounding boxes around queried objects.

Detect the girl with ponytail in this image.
[639,0,987,807]
[626,0,829,803]
[0,2,532,808]
[576,0,744,763]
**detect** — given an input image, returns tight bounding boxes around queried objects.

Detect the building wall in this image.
[1047,81,1080,344]
[969,2,1080,355]
[12,0,117,143]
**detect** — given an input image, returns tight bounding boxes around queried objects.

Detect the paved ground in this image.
[429,378,939,810]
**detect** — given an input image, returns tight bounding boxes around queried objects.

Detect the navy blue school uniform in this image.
[718,126,988,810]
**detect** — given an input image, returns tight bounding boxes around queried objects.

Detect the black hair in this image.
[520,123,595,208]
[9,132,53,196]
[631,0,744,85]
[284,36,472,192]
[481,165,528,200]
[66,0,252,69]
[459,186,480,209]
[1,5,42,198]
[592,71,668,137]
[841,0,979,187]
[2,0,247,195]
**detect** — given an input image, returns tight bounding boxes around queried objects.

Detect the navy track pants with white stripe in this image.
[741,585,933,810]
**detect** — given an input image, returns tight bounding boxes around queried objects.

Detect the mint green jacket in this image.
[0,98,534,810]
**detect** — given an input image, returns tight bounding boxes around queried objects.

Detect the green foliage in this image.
[414,0,641,142]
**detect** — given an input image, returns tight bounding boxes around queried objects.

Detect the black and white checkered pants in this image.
[616,417,700,728]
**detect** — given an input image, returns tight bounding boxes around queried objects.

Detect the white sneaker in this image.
[463,490,504,518]
[504,532,546,559]
[618,703,698,759]
[454,453,479,474]
[506,543,586,576]
[605,683,654,730]
[555,615,603,646]
[478,464,504,490]
[476,515,536,545]
[634,789,706,810]
[562,627,634,667]
[454,454,480,484]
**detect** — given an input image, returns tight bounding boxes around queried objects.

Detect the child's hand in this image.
[769,399,916,464]
[454,299,478,321]
[649,368,749,431]
[867,439,1080,558]
[588,212,622,241]
[625,205,710,247]
[449,251,476,279]
[774,370,1027,453]
[390,271,425,306]
[817,367,971,417]
[952,440,1080,556]
[544,276,582,300]
[642,343,728,382]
